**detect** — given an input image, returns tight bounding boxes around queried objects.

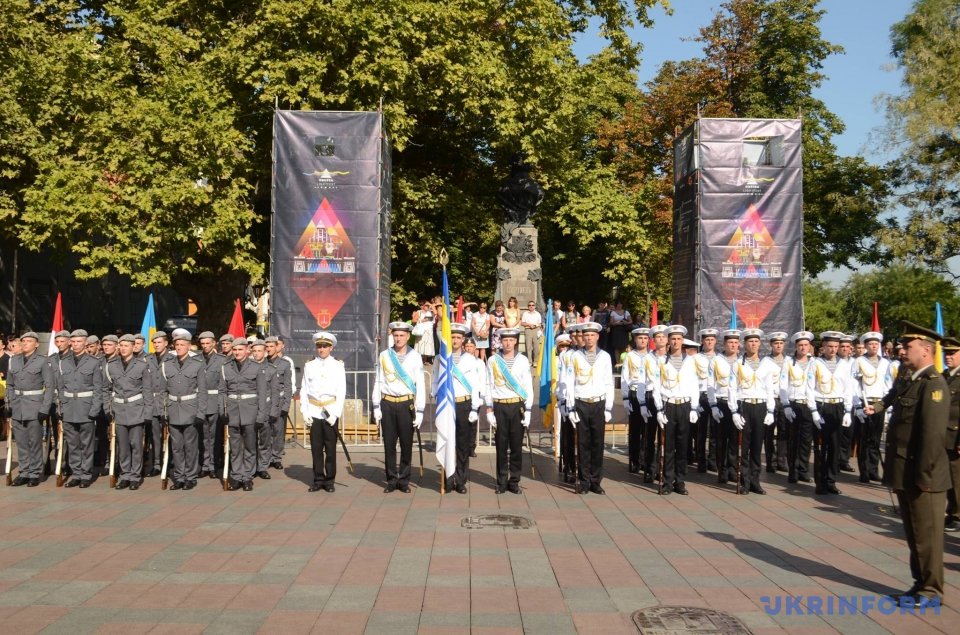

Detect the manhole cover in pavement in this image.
[461,514,533,529]
[632,606,752,634]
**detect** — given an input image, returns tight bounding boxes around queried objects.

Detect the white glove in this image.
[304,417,313,428]
[624,400,633,415]
[732,413,745,430]
[413,412,423,429]
[486,411,497,428]
[523,411,531,427]
[689,411,698,424]
[604,410,612,423]
[657,412,667,428]
[326,415,337,426]
[855,408,866,423]
[640,405,651,421]
[468,410,478,423]
[842,412,852,428]
[763,412,774,426]
[884,408,892,425]
[783,406,796,422]
[373,407,382,423]
[711,406,722,421]
[569,411,580,424]
[811,411,822,429]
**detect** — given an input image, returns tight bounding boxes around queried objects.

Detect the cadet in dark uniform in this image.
[219,337,268,491]
[157,329,207,490]
[103,334,154,490]
[197,331,226,478]
[942,337,960,532]
[266,335,292,470]
[145,332,175,476]
[873,321,950,604]
[58,329,104,487]
[89,334,110,476]
[47,330,71,472]
[133,335,146,359]
[251,339,278,480]
[6,332,54,486]
[218,334,234,357]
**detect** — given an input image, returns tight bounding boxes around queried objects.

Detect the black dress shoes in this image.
[590,484,606,495]
[11,476,28,486]
[184,481,197,490]
[78,480,91,489]
[827,485,841,494]
[28,478,39,487]
[839,464,854,473]
[65,478,82,488]
[508,484,521,494]
[798,476,812,483]
[170,481,184,491]
[495,486,505,494]
[242,481,253,491]
[309,484,324,492]
[749,485,767,495]
[115,480,130,490]
[456,485,467,494]
[383,484,396,493]
[399,484,411,493]
[673,483,688,496]
[324,484,335,493]
[129,481,141,490]
[256,471,271,480]
[644,473,654,484]
[148,468,161,477]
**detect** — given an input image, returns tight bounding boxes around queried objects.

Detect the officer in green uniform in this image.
[874,321,950,604]
[941,337,960,532]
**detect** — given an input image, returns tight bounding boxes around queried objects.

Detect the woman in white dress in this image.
[471,302,491,361]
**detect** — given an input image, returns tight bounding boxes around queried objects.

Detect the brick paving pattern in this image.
[1,440,957,634]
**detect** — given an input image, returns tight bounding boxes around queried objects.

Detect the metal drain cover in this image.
[632,606,752,634]
[461,514,533,529]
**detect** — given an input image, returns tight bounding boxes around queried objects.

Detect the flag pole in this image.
[439,248,449,495]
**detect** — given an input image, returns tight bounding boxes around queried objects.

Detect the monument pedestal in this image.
[495,223,543,310]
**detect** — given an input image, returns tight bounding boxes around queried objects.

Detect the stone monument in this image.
[494,155,545,309]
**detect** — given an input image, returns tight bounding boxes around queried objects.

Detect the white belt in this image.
[114,394,143,404]
[169,393,198,402]
[64,391,94,398]
[207,389,219,395]
[229,393,257,400]
[15,389,45,396]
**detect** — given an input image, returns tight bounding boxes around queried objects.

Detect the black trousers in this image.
[452,401,472,488]
[814,402,842,487]
[642,391,658,473]
[696,392,717,471]
[309,418,338,485]
[663,401,691,489]
[494,401,524,488]
[858,404,884,480]
[733,401,766,489]
[627,390,644,470]
[764,399,789,471]
[838,409,855,467]
[381,399,414,487]
[560,413,576,479]
[787,401,814,481]
[715,399,734,480]
[575,399,605,488]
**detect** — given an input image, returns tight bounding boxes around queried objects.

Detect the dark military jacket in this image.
[145,351,175,418]
[883,364,951,492]
[260,358,281,420]
[945,367,960,451]
[8,352,54,421]
[219,358,267,426]
[56,351,104,423]
[269,355,292,415]
[201,351,227,417]
[103,356,155,426]
[156,354,208,427]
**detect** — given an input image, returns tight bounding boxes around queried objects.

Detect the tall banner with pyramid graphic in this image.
[271,111,391,370]
[672,118,803,333]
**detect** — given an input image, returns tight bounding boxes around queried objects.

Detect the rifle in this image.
[573,419,580,494]
[159,421,170,490]
[658,426,665,495]
[336,427,354,473]
[55,421,65,487]
[4,416,12,486]
[416,428,424,477]
[736,429,743,495]
[221,396,230,491]
[108,413,117,488]
[526,427,536,478]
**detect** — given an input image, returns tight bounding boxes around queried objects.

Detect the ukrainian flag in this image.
[935,302,945,372]
[538,299,557,429]
[140,293,157,353]
[434,269,457,481]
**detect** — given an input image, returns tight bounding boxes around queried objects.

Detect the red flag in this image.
[871,302,880,332]
[227,299,245,338]
[456,295,464,323]
[649,299,658,350]
[47,292,64,356]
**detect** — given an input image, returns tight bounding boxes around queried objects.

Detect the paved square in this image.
[1,438,957,634]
